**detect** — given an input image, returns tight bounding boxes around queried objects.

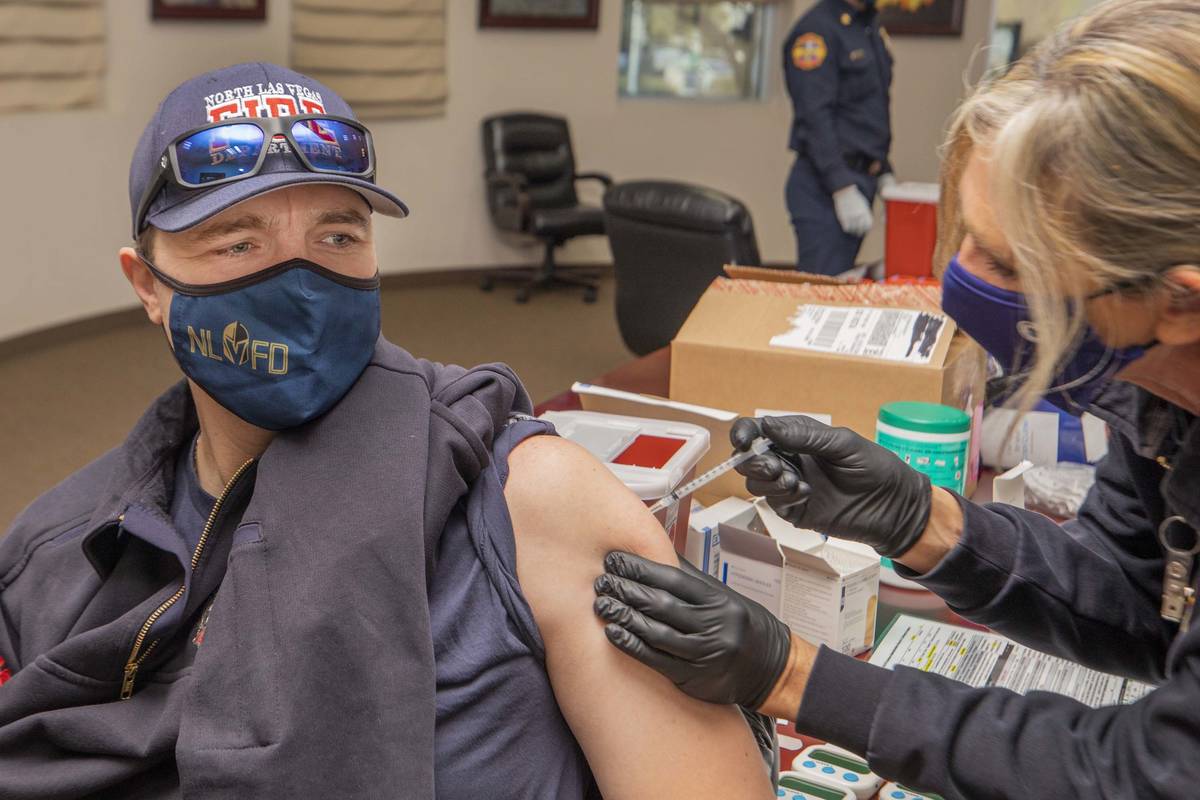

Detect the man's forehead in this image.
[182,187,370,239]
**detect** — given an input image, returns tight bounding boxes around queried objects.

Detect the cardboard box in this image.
[719,501,880,656]
[670,275,988,495]
[723,265,851,286]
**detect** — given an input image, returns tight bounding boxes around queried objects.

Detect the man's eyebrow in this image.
[184,213,270,244]
[314,208,371,229]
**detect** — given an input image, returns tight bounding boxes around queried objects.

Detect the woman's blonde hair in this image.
[937,0,1200,410]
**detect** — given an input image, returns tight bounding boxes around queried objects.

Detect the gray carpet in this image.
[0,275,632,529]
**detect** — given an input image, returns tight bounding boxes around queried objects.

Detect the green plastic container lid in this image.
[878,401,970,434]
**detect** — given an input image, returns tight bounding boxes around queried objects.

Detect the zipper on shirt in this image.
[119,458,255,700]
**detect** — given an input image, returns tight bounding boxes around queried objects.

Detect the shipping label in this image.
[770,304,947,364]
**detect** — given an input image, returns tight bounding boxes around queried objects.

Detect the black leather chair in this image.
[481,112,611,303]
[603,181,761,355]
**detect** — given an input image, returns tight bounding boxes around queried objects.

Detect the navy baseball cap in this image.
[129,62,408,239]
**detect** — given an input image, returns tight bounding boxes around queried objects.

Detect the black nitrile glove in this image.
[593,551,791,710]
[733,415,932,559]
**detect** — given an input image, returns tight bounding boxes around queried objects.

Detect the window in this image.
[618,1,772,101]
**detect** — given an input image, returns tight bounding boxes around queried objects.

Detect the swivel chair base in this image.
[481,241,599,304]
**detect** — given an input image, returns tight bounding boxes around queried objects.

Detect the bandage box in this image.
[686,496,755,578]
[881,181,939,279]
[718,500,880,656]
[538,410,709,553]
[669,273,987,496]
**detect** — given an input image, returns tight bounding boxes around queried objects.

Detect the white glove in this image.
[832,185,874,237]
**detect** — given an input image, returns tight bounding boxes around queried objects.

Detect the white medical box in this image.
[719,501,880,656]
[686,496,755,578]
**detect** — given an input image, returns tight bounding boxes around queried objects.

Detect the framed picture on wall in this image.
[478,0,600,30]
[151,0,266,21]
[876,0,964,36]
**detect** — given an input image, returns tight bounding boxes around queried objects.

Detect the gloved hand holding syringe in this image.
[647,437,772,515]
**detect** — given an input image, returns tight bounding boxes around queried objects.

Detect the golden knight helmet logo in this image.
[221,321,251,365]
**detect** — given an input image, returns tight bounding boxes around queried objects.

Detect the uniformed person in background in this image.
[784,0,895,275]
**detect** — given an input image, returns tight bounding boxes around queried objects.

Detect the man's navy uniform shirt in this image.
[784,0,894,193]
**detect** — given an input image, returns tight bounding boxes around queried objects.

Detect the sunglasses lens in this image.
[175,123,265,186]
[291,119,371,174]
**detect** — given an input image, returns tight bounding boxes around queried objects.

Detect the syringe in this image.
[647,437,772,515]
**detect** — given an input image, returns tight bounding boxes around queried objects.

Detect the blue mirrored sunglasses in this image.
[133,114,376,238]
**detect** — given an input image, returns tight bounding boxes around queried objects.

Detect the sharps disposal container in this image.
[881,181,940,279]
[538,410,710,553]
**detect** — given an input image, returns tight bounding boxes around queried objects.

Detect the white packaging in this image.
[718,501,880,656]
[992,459,1034,508]
[686,497,755,578]
[980,408,1060,469]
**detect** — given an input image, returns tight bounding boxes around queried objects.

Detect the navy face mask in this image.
[941,255,1144,415]
[145,257,381,430]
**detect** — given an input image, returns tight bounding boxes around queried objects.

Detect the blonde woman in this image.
[593,1,1200,796]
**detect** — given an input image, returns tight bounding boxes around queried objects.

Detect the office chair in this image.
[603,181,761,355]
[481,112,612,303]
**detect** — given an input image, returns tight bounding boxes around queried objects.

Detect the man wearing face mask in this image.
[0,64,776,799]
[594,2,1200,797]
[783,0,895,275]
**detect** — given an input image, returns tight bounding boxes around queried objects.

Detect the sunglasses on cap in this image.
[132,114,376,238]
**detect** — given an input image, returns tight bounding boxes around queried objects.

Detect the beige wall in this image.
[995,0,1102,55]
[0,0,992,343]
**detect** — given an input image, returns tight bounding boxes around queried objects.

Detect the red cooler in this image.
[882,181,940,279]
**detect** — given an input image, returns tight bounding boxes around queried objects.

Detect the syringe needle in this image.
[647,437,771,515]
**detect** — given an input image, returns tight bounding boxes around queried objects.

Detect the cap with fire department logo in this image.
[129,62,408,239]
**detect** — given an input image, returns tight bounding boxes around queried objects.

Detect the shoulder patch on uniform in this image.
[792,33,828,71]
[841,12,852,26]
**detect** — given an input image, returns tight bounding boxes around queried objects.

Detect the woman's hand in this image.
[733,415,933,559]
[593,552,793,710]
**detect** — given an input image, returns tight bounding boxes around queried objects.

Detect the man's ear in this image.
[1154,266,1200,346]
[119,246,165,326]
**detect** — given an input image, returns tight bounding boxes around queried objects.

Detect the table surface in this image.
[535,347,975,798]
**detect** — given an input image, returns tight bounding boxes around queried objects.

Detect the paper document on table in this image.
[769,304,948,365]
[870,614,1155,707]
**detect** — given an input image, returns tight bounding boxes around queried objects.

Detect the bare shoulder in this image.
[505,434,674,565]
[505,434,676,640]
[505,434,609,501]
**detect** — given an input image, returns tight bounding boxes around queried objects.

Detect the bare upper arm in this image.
[505,435,773,800]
